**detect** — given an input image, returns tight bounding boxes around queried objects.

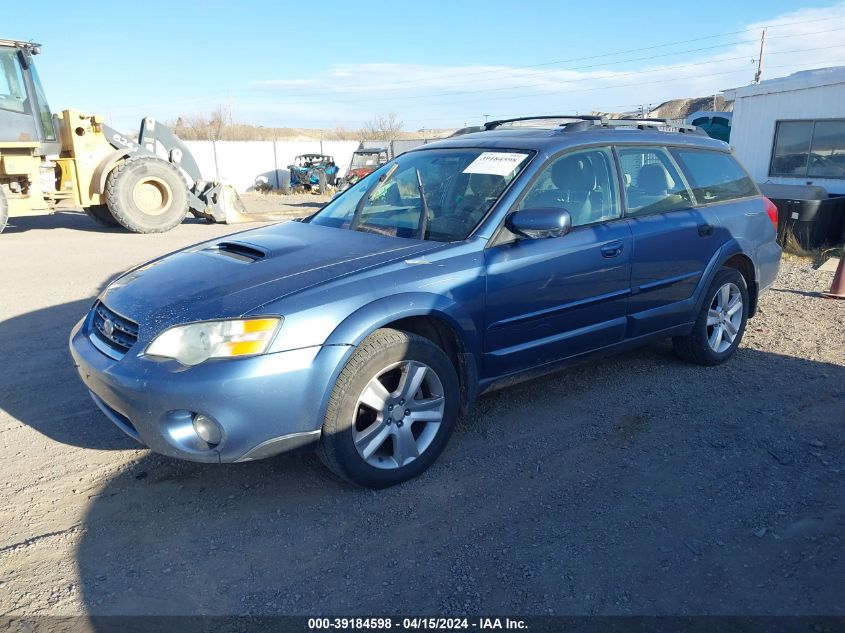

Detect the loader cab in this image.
[0,40,58,154]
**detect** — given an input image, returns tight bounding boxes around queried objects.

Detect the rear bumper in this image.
[69,316,351,463]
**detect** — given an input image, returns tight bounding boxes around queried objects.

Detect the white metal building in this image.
[723,67,845,194]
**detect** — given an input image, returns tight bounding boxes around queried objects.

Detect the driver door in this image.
[483,147,633,379]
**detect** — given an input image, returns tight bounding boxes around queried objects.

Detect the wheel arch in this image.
[696,241,759,318]
[323,293,482,413]
[92,148,134,196]
[720,252,758,316]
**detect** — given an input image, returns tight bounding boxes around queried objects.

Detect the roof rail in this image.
[558,116,709,136]
[483,115,604,130]
[464,114,708,137]
[0,39,42,53]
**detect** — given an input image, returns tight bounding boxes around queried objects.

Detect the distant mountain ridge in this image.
[594,95,733,121]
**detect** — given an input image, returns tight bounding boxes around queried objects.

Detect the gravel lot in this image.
[0,210,842,617]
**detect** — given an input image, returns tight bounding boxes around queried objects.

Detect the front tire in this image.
[673,267,749,366]
[318,328,459,488]
[105,157,189,233]
[83,204,119,227]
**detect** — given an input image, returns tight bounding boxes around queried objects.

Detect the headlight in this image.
[145,318,282,366]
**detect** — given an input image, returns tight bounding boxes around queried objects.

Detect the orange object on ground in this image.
[822,257,845,299]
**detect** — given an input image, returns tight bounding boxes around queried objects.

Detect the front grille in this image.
[91,302,139,354]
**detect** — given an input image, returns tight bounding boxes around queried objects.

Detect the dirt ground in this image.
[236,191,332,218]
[0,209,843,618]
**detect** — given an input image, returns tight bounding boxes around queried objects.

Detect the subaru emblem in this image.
[103,319,115,337]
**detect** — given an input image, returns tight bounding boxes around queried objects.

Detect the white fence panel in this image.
[183,140,360,192]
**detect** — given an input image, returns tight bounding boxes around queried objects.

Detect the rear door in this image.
[617,145,723,337]
[483,146,632,378]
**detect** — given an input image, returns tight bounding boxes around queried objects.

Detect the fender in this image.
[91,148,133,195]
[325,291,482,356]
[693,238,759,317]
[323,292,483,410]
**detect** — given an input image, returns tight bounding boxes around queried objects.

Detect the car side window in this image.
[518,147,620,228]
[617,146,694,216]
[671,149,758,203]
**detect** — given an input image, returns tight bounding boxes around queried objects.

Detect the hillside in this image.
[594,95,732,121]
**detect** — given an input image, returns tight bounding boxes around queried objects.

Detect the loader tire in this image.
[105,157,189,233]
[83,204,119,227]
[0,187,7,234]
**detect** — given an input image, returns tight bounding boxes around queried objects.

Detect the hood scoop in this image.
[205,241,267,263]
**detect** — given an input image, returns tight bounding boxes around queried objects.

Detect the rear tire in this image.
[317,328,459,488]
[105,157,189,233]
[0,187,7,234]
[83,204,119,227]
[673,267,749,366]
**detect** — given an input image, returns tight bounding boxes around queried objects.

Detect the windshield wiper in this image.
[415,168,430,240]
[350,163,399,231]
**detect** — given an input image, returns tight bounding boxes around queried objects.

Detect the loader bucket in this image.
[190,182,250,224]
[218,184,250,224]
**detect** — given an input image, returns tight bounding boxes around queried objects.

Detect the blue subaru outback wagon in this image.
[70,116,781,487]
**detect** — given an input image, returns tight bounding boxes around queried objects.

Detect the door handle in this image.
[601,241,624,258]
[698,224,715,237]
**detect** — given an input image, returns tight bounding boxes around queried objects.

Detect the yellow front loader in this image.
[0,39,245,234]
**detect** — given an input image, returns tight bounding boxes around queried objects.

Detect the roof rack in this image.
[483,115,604,130]
[456,114,708,137]
[0,39,42,53]
[578,117,706,135]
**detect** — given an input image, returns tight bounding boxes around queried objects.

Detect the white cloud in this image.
[101,2,845,131]
[242,2,845,129]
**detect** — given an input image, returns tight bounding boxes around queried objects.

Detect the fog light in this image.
[192,414,222,445]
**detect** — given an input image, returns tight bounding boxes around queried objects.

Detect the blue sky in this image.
[6,0,845,131]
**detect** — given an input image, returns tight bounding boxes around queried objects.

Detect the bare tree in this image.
[362,113,404,141]
[328,124,361,141]
[170,108,407,142]
[209,105,228,140]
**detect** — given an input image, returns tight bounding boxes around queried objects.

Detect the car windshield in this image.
[350,152,384,169]
[309,148,531,241]
[296,155,332,167]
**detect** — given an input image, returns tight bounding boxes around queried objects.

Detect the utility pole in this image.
[483,114,491,124]
[754,28,767,84]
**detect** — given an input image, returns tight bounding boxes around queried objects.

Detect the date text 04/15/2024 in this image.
[307,617,528,630]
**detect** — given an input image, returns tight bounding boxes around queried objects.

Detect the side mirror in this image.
[506,207,572,239]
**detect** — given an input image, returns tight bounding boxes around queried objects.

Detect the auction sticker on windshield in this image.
[463,152,529,176]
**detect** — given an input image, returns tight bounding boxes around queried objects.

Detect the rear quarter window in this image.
[672,149,757,204]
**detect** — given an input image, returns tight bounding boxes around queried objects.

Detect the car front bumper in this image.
[69,316,351,463]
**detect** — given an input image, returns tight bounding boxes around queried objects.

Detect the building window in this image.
[770,119,845,179]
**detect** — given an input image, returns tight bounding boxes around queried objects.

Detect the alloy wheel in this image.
[707,282,743,353]
[352,360,445,469]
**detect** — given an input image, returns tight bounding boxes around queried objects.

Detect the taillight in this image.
[763,197,778,229]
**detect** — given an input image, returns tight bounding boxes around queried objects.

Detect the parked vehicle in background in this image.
[685,110,732,143]
[288,154,338,193]
[336,147,389,191]
[70,115,781,488]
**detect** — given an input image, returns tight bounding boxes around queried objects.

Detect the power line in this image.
[266,43,845,108]
[253,14,842,96]
[394,57,845,127]
[256,25,845,104]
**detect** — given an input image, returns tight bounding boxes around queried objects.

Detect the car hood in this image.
[99,221,440,337]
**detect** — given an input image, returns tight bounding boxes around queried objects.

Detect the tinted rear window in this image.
[672,149,757,204]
